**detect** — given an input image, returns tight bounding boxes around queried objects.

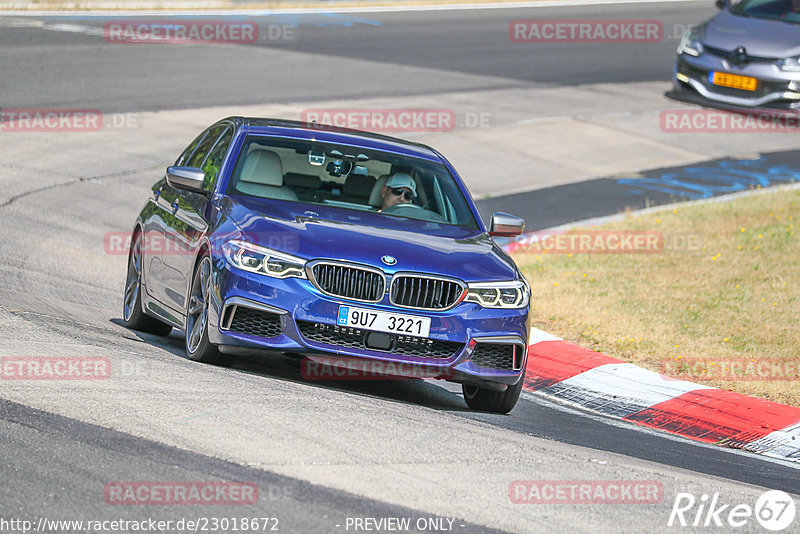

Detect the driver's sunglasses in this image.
[390,188,414,201]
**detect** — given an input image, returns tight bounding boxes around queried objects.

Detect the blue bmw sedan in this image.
[123,118,530,413]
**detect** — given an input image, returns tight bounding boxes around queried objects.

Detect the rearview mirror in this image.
[166,166,207,195]
[309,150,325,166]
[489,212,525,237]
[326,159,352,177]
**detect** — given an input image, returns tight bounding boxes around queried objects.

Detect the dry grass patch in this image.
[513,187,800,406]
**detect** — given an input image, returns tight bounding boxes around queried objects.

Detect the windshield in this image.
[731,0,800,23]
[226,135,479,229]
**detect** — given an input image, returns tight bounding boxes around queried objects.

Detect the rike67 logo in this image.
[668,490,796,531]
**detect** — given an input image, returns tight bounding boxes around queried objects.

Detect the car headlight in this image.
[779,56,800,72]
[464,280,529,309]
[677,30,704,57]
[222,240,306,279]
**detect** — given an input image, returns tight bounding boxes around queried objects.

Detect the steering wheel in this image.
[382,202,447,222]
[382,202,424,214]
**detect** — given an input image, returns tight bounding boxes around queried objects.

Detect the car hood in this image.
[703,11,800,57]
[225,197,518,282]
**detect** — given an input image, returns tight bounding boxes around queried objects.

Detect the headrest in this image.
[368,175,390,207]
[344,174,376,198]
[239,149,284,187]
[284,172,322,190]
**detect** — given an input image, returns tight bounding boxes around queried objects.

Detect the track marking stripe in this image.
[524,334,800,461]
[528,326,561,345]
[744,422,800,461]
[538,362,713,418]
[624,389,800,446]
[523,340,619,390]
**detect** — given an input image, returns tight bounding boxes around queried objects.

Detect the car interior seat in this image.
[235,148,298,201]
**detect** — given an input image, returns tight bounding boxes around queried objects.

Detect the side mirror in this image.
[166,166,207,195]
[715,0,729,9]
[489,212,525,237]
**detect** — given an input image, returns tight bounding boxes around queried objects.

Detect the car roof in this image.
[221,117,443,162]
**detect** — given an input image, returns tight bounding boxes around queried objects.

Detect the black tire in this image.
[122,230,173,336]
[185,254,233,366]
[462,375,523,414]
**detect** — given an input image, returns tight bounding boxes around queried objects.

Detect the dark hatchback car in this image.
[123,118,531,413]
[671,0,800,112]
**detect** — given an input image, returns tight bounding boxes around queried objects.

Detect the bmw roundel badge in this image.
[381,255,397,266]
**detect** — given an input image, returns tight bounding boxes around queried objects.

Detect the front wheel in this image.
[462,376,523,414]
[185,254,232,366]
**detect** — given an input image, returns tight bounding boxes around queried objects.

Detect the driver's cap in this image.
[385,173,417,197]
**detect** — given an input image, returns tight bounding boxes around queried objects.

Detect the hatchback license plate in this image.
[337,306,431,338]
[709,71,757,91]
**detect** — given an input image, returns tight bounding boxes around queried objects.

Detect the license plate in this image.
[337,306,431,338]
[709,71,757,92]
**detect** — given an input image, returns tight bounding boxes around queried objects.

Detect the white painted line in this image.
[744,422,800,462]
[541,362,714,417]
[517,115,574,125]
[528,326,562,344]
[521,389,800,469]
[516,110,643,125]
[40,22,104,35]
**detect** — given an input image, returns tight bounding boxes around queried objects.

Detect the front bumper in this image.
[672,53,800,111]
[206,259,530,387]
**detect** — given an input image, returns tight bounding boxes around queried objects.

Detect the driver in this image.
[379,173,417,211]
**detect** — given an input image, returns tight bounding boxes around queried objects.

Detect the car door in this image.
[160,124,234,313]
[142,128,210,313]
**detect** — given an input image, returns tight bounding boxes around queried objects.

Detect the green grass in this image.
[513,187,800,406]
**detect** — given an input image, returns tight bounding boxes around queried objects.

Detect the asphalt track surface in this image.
[476,149,800,230]
[1,3,800,533]
[1,3,715,112]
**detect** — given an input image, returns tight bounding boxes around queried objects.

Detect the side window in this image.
[187,125,226,169]
[175,130,209,166]
[199,127,233,191]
